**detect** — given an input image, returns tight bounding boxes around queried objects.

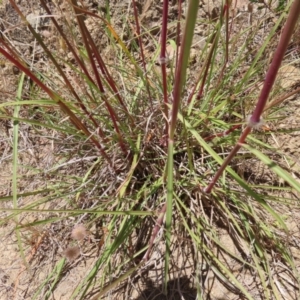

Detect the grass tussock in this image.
[0,0,300,299]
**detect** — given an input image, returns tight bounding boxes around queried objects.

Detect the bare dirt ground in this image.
[1,0,300,299]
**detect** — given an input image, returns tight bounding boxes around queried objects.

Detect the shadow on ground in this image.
[134,275,197,300]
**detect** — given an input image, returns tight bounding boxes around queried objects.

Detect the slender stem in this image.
[72,1,128,155]
[0,46,113,166]
[264,85,300,111]
[132,0,153,108]
[10,0,106,139]
[163,1,200,292]
[161,0,169,137]
[193,32,218,102]
[204,126,251,193]
[170,0,200,139]
[204,0,300,192]
[143,202,167,261]
[225,0,229,63]
[251,0,300,123]
[175,0,182,73]
[204,124,241,141]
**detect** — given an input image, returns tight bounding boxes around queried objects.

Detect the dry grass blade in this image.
[0,0,300,299]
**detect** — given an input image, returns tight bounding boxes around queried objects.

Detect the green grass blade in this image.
[164,139,174,291]
[32,258,66,300]
[177,113,288,231]
[242,144,300,193]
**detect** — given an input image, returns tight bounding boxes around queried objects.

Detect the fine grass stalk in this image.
[0,0,300,298]
[204,0,300,193]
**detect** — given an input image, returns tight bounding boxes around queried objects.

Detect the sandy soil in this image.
[1,0,300,299]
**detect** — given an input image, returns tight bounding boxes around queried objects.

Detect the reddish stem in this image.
[132,0,153,108]
[72,2,128,155]
[175,0,182,72]
[0,46,112,166]
[204,0,300,192]
[196,49,213,100]
[9,0,106,140]
[204,126,251,193]
[224,0,229,63]
[161,0,169,137]
[251,0,300,123]
[204,124,241,141]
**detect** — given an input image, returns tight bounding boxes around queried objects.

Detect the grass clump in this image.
[0,0,300,299]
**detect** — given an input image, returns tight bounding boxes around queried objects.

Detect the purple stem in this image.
[205,0,300,192]
[175,0,182,72]
[0,46,112,166]
[251,0,300,123]
[161,0,169,137]
[204,127,251,193]
[132,0,153,108]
